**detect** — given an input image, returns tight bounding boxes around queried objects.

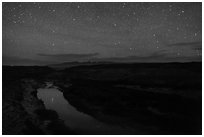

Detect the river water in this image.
[37,82,139,135]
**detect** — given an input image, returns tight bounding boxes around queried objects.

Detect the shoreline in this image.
[3,79,73,135]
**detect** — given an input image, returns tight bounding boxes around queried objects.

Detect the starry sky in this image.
[2,2,202,65]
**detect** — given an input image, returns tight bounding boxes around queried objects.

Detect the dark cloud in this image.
[93,50,201,62]
[92,51,167,62]
[38,53,99,58]
[167,41,202,50]
[37,53,99,62]
[2,56,52,66]
[94,56,201,62]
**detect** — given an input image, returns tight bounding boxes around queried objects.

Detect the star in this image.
[194,33,197,36]
[96,15,100,19]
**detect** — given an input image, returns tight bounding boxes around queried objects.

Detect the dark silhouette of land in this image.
[2,62,202,135]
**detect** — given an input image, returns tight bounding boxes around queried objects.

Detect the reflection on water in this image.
[37,82,139,134]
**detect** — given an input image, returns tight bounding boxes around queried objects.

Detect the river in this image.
[37,82,140,135]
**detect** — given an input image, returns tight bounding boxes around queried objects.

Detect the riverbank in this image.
[3,78,73,134]
[56,62,202,134]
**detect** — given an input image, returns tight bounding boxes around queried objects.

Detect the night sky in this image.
[2,2,202,65]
